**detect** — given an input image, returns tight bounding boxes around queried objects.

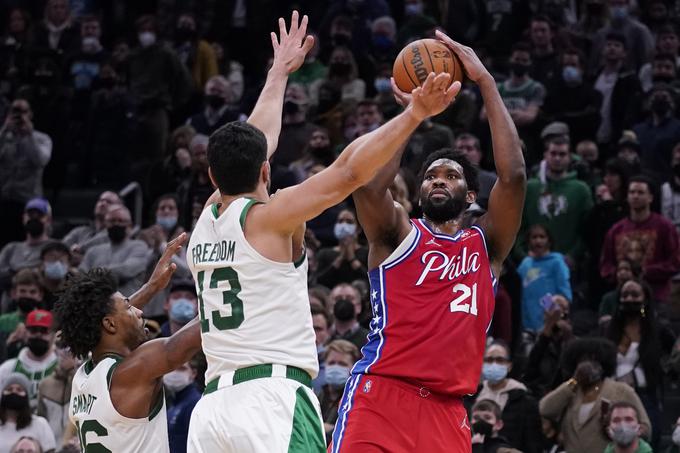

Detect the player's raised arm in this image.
[437,31,526,268]
[261,73,460,233]
[247,10,314,158]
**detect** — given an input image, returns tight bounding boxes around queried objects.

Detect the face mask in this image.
[333,298,356,321]
[1,393,29,410]
[651,97,671,116]
[163,370,193,392]
[609,423,639,446]
[28,337,50,356]
[82,36,101,53]
[672,426,680,445]
[205,94,225,109]
[138,31,156,48]
[334,222,356,240]
[325,364,350,387]
[17,298,38,314]
[405,3,424,15]
[44,260,68,280]
[372,35,394,52]
[107,225,127,243]
[330,62,352,77]
[156,216,178,231]
[374,77,392,93]
[472,419,494,437]
[283,100,301,115]
[482,363,508,384]
[24,219,44,238]
[510,63,530,77]
[619,302,644,314]
[170,299,197,324]
[562,65,582,84]
[611,5,628,20]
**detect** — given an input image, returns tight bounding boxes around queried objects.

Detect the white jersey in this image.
[187,198,318,383]
[70,356,169,453]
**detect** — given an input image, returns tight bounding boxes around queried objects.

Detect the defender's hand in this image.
[270,10,315,75]
[408,72,460,122]
[148,232,187,291]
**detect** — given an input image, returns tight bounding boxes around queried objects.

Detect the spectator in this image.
[164,361,201,453]
[454,133,496,209]
[543,48,603,144]
[33,0,79,54]
[475,341,542,453]
[160,278,198,337]
[0,8,33,94]
[539,337,651,453]
[0,199,53,287]
[309,46,366,105]
[327,283,369,351]
[311,305,331,393]
[605,278,676,447]
[37,242,73,310]
[0,310,57,403]
[588,0,655,73]
[177,134,212,230]
[615,132,642,173]
[574,139,602,189]
[661,142,680,231]
[371,62,401,120]
[36,344,78,444]
[539,417,566,453]
[0,270,44,347]
[79,205,151,295]
[517,224,572,333]
[470,399,522,453]
[172,13,218,92]
[62,190,122,263]
[0,374,55,453]
[9,437,43,453]
[0,99,52,246]
[128,15,192,166]
[669,417,680,453]
[529,15,560,85]
[316,209,368,289]
[317,339,360,442]
[290,128,337,183]
[594,33,642,146]
[369,16,397,63]
[524,295,575,398]
[639,26,680,92]
[517,136,593,268]
[146,125,195,204]
[633,84,680,183]
[402,111,455,178]
[640,53,680,95]
[604,402,652,453]
[66,15,107,114]
[600,175,680,301]
[598,259,641,324]
[271,83,317,171]
[289,32,327,88]
[186,76,239,136]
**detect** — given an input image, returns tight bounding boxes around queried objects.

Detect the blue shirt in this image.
[167,384,201,453]
[518,252,572,331]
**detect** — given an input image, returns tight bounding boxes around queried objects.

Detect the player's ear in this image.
[208,167,218,189]
[262,160,271,189]
[466,190,477,204]
[101,314,117,335]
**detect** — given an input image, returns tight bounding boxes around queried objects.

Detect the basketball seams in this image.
[401,50,418,91]
[421,40,436,77]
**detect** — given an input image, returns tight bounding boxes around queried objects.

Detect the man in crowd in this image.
[455,133,497,209]
[186,76,240,136]
[79,205,151,295]
[328,283,369,351]
[0,269,44,359]
[161,278,198,337]
[38,241,72,310]
[604,402,652,453]
[177,134,213,230]
[165,360,202,453]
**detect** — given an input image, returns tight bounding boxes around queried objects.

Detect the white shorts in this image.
[187,377,325,453]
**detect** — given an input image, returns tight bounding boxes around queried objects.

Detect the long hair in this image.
[0,401,32,430]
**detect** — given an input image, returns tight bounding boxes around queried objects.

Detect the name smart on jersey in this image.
[190,240,236,266]
[415,246,481,286]
[72,393,97,416]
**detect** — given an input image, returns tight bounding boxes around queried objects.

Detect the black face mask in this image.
[651,97,671,116]
[472,420,494,437]
[16,298,38,314]
[619,302,644,315]
[175,27,196,42]
[330,62,352,77]
[1,393,29,410]
[24,219,44,238]
[27,337,50,356]
[283,101,300,115]
[333,298,356,321]
[510,63,530,77]
[107,225,127,243]
[205,94,225,109]
[421,195,466,223]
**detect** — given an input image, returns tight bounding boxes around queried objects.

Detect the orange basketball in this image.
[392,38,464,92]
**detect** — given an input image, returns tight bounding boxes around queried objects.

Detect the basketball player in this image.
[185,11,460,453]
[55,233,201,452]
[329,32,527,453]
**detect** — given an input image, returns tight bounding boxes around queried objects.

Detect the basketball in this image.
[392,38,464,92]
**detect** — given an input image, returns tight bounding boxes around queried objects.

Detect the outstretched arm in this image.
[247,10,314,158]
[259,73,461,233]
[437,31,526,270]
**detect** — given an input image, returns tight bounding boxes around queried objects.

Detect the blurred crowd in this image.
[1,0,680,452]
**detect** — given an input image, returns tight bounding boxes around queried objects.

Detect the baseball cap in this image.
[540,121,570,140]
[24,198,51,215]
[26,309,53,329]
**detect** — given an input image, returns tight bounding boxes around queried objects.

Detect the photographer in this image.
[0,99,52,246]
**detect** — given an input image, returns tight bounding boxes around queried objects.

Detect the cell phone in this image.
[540,294,556,312]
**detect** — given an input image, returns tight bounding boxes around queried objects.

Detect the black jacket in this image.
[499,388,543,453]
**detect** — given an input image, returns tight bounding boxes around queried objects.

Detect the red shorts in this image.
[328,374,471,453]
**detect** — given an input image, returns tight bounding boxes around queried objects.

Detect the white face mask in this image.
[163,370,192,392]
[672,426,680,446]
[138,31,156,48]
[334,222,356,240]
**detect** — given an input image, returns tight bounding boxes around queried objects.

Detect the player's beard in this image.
[421,194,466,223]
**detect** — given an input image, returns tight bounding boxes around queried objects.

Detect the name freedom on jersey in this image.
[191,241,236,266]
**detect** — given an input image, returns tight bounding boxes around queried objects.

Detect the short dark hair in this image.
[357,99,379,110]
[546,135,571,149]
[560,337,618,378]
[531,14,553,28]
[40,240,71,260]
[653,53,677,66]
[54,269,118,359]
[311,305,331,328]
[628,174,655,194]
[606,401,639,425]
[419,148,480,194]
[135,14,156,32]
[562,47,586,67]
[11,268,42,289]
[208,122,267,195]
[472,399,502,419]
[605,32,627,49]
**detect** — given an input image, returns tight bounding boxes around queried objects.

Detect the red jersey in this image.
[351,219,497,396]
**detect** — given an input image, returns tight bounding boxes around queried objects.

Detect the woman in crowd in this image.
[315,209,368,289]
